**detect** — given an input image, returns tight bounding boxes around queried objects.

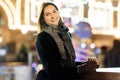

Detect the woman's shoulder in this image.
[36,31,56,47]
[37,31,51,38]
[36,31,53,42]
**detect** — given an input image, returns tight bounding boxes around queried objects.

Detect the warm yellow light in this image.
[114,28,120,38]
[0,1,14,29]
[0,0,38,31]
[0,37,3,43]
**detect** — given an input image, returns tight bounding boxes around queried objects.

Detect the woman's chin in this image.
[48,23,58,26]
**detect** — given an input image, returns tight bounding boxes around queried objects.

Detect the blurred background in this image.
[0,0,120,80]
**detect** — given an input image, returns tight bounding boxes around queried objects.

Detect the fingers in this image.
[77,57,99,73]
[87,57,98,65]
[85,57,99,71]
[88,57,97,62]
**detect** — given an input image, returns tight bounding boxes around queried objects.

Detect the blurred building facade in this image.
[0,0,120,62]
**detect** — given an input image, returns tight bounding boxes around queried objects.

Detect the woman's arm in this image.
[36,32,78,78]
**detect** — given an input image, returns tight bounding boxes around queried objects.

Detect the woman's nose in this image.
[51,14,55,19]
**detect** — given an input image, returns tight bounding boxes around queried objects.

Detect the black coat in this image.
[36,31,78,80]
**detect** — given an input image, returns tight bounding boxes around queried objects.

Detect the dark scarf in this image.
[44,24,76,64]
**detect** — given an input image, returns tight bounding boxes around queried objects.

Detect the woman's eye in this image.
[53,10,57,13]
[45,13,50,16]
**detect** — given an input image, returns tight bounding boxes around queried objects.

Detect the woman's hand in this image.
[77,57,99,73]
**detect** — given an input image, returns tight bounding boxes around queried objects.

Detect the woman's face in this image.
[43,5,60,26]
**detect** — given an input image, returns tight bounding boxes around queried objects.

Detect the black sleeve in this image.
[36,32,78,79]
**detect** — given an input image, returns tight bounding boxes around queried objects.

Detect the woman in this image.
[36,2,98,80]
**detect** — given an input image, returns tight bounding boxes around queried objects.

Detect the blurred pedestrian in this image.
[97,46,108,68]
[104,40,120,67]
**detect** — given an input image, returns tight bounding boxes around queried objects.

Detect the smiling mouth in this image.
[50,20,54,22]
[50,19,57,22]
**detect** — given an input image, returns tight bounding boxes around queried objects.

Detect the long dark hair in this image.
[38,2,59,32]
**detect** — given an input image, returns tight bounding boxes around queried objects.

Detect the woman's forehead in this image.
[44,5,57,12]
